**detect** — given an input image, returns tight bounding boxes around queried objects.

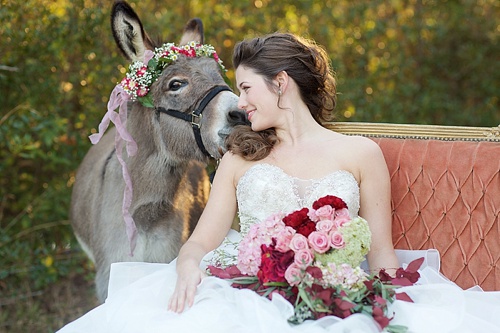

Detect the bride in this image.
[58,33,500,333]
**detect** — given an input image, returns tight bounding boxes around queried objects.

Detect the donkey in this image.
[70,0,245,302]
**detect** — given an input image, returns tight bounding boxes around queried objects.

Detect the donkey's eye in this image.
[168,80,187,91]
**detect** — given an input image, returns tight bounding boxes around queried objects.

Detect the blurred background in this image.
[1,0,498,331]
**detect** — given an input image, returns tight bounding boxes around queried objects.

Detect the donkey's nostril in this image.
[227,110,250,127]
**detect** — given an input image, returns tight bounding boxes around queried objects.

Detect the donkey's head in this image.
[111,1,245,162]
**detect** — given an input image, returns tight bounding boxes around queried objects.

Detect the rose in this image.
[308,231,330,254]
[330,231,346,249]
[294,249,314,268]
[284,208,317,237]
[316,219,335,233]
[334,208,351,228]
[312,195,348,210]
[283,208,310,228]
[296,220,316,238]
[275,227,296,252]
[284,263,304,286]
[289,233,309,252]
[310,205,335,222]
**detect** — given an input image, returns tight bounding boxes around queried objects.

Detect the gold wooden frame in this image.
[325,122,500,141]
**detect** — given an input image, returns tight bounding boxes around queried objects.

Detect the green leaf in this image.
[298,287,315,310]
[137,95,154,108]
[147,58,158,70]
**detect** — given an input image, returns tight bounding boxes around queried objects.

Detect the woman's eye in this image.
[169,80,186,91]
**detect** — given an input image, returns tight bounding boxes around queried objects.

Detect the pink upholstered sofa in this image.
[327,122,500,291]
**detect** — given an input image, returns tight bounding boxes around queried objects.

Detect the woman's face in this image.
[235,66,279,132]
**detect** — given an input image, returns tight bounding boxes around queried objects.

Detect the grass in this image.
[0,266,99,333]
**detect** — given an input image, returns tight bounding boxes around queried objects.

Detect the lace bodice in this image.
[236,163,360,236]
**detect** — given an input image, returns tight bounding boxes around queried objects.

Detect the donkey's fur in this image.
[71,1,244,302]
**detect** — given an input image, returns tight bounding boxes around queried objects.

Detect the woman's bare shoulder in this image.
[219,151,259,185]
[330,132,382,155]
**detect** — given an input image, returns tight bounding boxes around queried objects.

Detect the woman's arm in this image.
[357,138,399,273]
[168,153,239,312]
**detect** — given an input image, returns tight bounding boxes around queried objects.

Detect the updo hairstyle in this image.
[227,33,336,161]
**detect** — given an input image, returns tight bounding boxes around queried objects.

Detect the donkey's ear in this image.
[179,18,204,45]
[111,1,155,62]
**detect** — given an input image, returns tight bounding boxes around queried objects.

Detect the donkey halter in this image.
[155,85,232,158]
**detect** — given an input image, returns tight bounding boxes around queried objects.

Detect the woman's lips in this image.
[246,110,255,121]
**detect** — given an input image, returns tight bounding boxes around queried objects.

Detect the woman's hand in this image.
[168,262,206,313]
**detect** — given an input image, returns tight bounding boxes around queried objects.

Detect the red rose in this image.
[283,208,310,228]
[283,208,316,237]
[312,195,348,210]
[296,220,316,237]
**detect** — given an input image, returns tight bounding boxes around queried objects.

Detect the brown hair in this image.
[227,32,337,161]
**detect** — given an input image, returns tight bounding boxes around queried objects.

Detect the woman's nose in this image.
[237,95,247,110]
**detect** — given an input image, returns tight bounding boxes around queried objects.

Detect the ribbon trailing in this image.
[89,85,138,256]
[88,51,156,256]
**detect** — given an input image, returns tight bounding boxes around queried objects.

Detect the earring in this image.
[278,89,282,96]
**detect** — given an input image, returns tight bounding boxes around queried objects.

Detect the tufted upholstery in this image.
[327,122,500,291]
[374,138,499,291]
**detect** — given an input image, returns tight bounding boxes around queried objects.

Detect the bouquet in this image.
[208,195,422,333]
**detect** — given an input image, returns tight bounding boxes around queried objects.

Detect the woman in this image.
[58,33,499,333]
[169,32,399,313]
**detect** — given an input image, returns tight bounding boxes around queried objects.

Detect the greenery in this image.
[0,0,498,332]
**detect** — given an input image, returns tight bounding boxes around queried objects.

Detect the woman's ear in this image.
[275,71,289,93]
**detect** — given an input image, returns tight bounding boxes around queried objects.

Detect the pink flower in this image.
[315,205,335,221]
[333,209,351,228]
[308,231,330,254]
[330,231,346,249]
[316,219,335,233]
[237,241,262,276]
[275,227,296,252]
[136,66,147,77]
[289,233,309,252]
[136,87,148,97]
[294,249,313,268]
[284,263,303,286]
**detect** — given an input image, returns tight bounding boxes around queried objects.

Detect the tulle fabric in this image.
[58,166,500,332]
[58,230,500,333]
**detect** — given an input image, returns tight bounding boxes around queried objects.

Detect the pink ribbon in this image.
[89,85,138,256]
[87,51,159,256]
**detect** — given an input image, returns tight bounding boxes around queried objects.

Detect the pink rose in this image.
[330,231,346,249]
[294,249,313,268]
[315,205,335,221]
[289,233,309,252]
[275,227,296,252]
[308,231,330,254]
[284,263,303,286]
[316,219,335,233]
[334,209,351,228]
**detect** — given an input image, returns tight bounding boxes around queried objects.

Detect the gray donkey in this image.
[71,1,245,302]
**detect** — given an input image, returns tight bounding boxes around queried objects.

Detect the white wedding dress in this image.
[58,164,500,333]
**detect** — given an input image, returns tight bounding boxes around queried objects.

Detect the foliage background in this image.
[0,0,498,331]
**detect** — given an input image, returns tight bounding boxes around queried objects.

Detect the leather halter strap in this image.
[155,85,232,157]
